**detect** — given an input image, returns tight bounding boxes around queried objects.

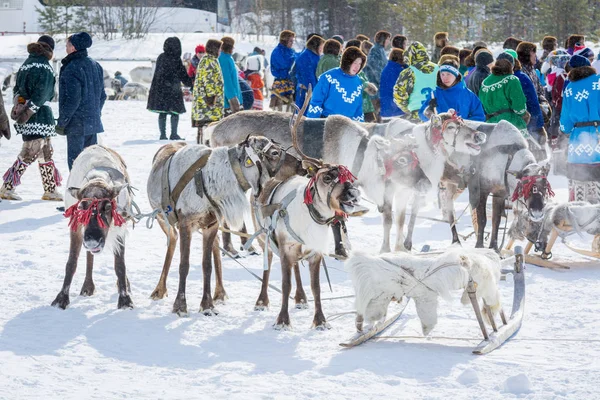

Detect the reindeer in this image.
[146,137,303,316]
[52,145,133,310]
[253,94,362,329]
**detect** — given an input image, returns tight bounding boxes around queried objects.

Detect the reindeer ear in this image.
[68,187,80,198]
[302,160,321,176]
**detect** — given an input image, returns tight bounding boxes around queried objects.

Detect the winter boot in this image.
[39,160,63,201]
[169,114,183,140]
[0,158,29,200]
[158,114,168,140]
[332,221,349,259]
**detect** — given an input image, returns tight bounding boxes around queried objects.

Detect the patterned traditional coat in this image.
[306,67,364,122]
[479,70,528,136]
[192,54,224,124]
[13,42,56,140]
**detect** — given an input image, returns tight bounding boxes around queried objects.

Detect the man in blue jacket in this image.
[57,32,106,170]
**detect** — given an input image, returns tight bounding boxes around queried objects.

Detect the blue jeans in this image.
[67,134,97,170]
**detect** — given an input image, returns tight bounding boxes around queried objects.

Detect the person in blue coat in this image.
[294,34,324,108]
[56,32,107,170]
[559,55,600,203]
[419,63,485,122]
[269,30,297,110]
[218,36,242,115]
[307,46,366,122]
[379,48,406,118]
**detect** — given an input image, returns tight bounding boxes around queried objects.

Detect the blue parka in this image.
[419,77,485,122]
[514,69,544,131]
[219,52,243,109]
[294,48,320,108]
[379,60,405,117]
[270,43,296,80]
[306,67,364,122]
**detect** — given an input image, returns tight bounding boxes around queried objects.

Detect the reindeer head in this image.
[291,86,361,216]
[509,162,553,222]
[235,136,304,196]
[65,171,128,254]
[428,110,486,156]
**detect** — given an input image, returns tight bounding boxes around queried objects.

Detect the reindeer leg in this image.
[172,221,192,317]
[80,251,95,296]
[200,222,219,315]
[309,253,329,330]
[212,233,228,304]
[150,216,178,300]
[489,194,505,251]
[404,192,421,251]
[52,229,83,309]
[394,191,410,252]
[294,262,308,309]
[114,242,133,309]
[221,222,239,257]
[445,183,461,245]
[255,248,272,311]
[380,184,394,253]
[475,191,488,248]
[275,244,294,330]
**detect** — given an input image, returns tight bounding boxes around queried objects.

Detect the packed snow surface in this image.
[1,34,600,399]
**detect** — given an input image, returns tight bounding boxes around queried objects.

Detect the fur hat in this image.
[472,40,487,49]
[566,34,585,50]
[374,30,392,45]
[568,63,596,82]
[475,49,494,67]
[345,39,361,49]
[340,46,367,74]
[69,32,93,51]
[440,45,460,58]
[205,39,222,57]
[503,37,522,50]
[279,30,295,44]
[570,54,591,68]
[392,35,408,49]
[434,32,448,43]
[542,36,557,52]
[306,34,325,53]
[220,36,235,53]
[516,41,537,65]
[323,39,342,56]
[459,48,472,64]
[356,34,370,42]
[438,54,459,68]
[389,48,405,64]
[464,55,476,68]
[360,40,374,55]
[492,58,513,75]
[37,35,55,51]
[27,42,53,60]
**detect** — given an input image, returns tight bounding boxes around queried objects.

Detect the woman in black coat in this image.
[147,37,193,140]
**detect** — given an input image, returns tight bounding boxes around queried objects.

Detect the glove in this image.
[428,97,438,110]
[55,125,66,136]
[229,97,241,113]
[15,107,35,125]
[205,96,215,106]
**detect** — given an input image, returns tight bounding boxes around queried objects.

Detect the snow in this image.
[1,33,600,399]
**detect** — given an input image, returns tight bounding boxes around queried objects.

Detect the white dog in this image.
[346,249,502,335]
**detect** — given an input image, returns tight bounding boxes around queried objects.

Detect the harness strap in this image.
[228,147,251,192]
[161,155,177,224]
[196,169,222,218]
[351,137,369,177]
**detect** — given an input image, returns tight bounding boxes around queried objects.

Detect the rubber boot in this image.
[169,114,183,140]
[158,114,167,140]
[39,160,63,201]
[0,158,29,200]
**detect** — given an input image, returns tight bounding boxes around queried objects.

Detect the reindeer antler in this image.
[289,85,323,166]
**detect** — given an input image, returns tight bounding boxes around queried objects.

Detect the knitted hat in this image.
[38,35,55,51]
[440,45,460,58]
[279,30,295,44]
[439,64,460,78]
[221,36,235,53]
[575,47,595,60]
[69,32,92,51]
[570,54,591,68]
[475,49,494,66]
[205,39,222,57]
[497,52,515,65]
[340,46,366,74]
[323,39,342,56]
[504,49,518,60]
[195,44,206,54]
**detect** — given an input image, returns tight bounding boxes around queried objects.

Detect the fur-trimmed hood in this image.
[542,36,557,52]
[503,37,522,50]
[323,39,342,56]
[438,54,459,67]
[340,46,366,74]
[374,30,391,45]
[279,30,295,44]
[516,41,536,66]
[440,45,460,58]
[205,39,222,57]
[569,65,597,82]
[306,34,325,54]
[434,32,448,48]
[492,59,513,76]
[27,42,53,60]
[221,36,235,54]
[566,34,585,50]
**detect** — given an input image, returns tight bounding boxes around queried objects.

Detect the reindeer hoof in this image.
[150,286,168,300]
[222,245,240,258]
[254,299,269,311]
[213,291,228,304]
[313,321,331,331]
[80,281,95,297]
[403,240,413,251]
[274,314,291,330]
[51,292,70,310]
[201,307,219,316]
[244,245,259,255]
[273,322,291,331]
[172,296,188,317]
[118,295,134,310]
[295,300,309,310]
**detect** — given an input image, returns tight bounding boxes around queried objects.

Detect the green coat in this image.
[358,71,375,114]
[478,73,528,136]
[13,42,56,140]
[316,54,340,78]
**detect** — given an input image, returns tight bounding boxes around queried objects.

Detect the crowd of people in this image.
[1,29,600,206]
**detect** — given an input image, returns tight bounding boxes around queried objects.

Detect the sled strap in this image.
[351,137,369,177]
[574,120,600,128]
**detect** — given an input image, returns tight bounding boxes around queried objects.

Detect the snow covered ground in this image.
[1,34,600,399]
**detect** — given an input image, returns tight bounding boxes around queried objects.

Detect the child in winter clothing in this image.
[307,46,366,122]
[1,35,63,201]
[559,55,600,202]
[187,44,206,78]
[380,49,406,118]
[419,63,485,122]
[192,39,223,144]
[244,69,265,110]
